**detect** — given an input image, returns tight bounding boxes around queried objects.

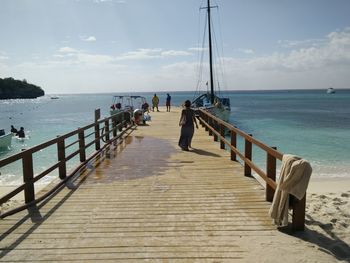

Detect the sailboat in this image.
[191,0,231,122]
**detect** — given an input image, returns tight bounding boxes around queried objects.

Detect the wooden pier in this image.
[1,107,305,261]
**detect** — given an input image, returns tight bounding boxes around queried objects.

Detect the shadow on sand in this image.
[279,214,350,261]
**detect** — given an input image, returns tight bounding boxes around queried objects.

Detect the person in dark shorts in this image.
[166,93,171,112]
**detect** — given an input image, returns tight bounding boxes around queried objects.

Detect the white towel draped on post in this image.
[269,154,312,226]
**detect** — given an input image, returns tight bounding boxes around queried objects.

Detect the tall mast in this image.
[207,0,215,104]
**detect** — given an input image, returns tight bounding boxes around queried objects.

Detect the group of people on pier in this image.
[151,93,172,112]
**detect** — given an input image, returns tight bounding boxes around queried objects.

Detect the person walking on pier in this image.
[178,100,198,151]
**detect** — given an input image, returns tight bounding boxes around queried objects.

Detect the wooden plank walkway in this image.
[1,106,279,262]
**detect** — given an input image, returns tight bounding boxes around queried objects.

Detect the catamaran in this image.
[191,0,231,122]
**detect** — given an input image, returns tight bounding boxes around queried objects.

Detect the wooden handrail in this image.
[0,109,135,217]
[200,109,283,160]
[198,109,306,231]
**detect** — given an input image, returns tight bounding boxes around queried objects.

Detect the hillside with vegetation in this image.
[0,77,45,99]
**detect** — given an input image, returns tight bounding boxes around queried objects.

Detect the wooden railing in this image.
[197,109,306,231]
[0,109,135,218]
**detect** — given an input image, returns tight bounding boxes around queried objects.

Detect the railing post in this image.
[112,115,117,138]
[95,109,101,151]
[124,112,130,127]
[117,112,123,131]
[266,146,277,202]
[199,112,205,127]
[213,120,218,142]
[57,137,66,180]
[205,114,209,131]
[292,195,306,231]
[78,129,86,162]
[208,117,213,136]
[22,150,35,204]
[230,129,237,161]
[220,123,225,149]
[244,134,252,176]
[104,118,110,142]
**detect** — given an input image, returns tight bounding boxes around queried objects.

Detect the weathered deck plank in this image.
[1,106,277,262]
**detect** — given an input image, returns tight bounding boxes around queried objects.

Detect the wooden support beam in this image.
[57,138,66,180]
[95,109,101,150]
[220,123,225,149]
[22,151,35,204]
[230,130,237,161]
[78,129,86,162]
[292,195,306,231]
[244,134,252,176]
[266,147,277,202]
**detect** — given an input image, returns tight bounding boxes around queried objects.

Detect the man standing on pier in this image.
[166,93,171,112]
[152,94,160,112]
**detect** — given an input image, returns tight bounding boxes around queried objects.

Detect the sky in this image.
[1,0,350,94]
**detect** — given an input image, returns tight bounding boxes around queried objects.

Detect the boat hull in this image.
[192,94,231,123]
[0,133,12,149]
[204,106,230,123]
[211,106,230,123]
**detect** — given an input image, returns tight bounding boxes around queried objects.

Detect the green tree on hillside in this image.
[0,77,45,99]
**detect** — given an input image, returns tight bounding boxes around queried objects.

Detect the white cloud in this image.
[162,61,196,73]
[117,48,192,60]
[227,28,350,73]
[0,51,9,60]
[278,39,325,48]
[54,47,116,66]
[117,48,162,60]
[76,53,114,64]
[237,48,254,54]
[58,47,79,53]
[218,28,350,90]
[188,47,208,52]
[161,50,192,57]
[2,28,350,93]
[93,0,125,3]
[81,36,97,42]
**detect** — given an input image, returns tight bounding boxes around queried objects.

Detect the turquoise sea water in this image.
[1,89,349,185]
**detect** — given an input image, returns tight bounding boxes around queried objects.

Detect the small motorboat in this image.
[0,129,12,150]
[327,87,335,94]
[110,95,151,125]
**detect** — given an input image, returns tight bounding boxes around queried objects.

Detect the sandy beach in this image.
[302,178,350,261]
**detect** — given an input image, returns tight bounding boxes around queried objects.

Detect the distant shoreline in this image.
[43,88,350,96]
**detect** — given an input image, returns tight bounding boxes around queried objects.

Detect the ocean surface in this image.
[1,89,350,185]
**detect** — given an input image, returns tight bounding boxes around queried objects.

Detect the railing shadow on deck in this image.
[0,128,136,258]
[197,109,306,231]
[190,148,221,157]
[0,109,135,218]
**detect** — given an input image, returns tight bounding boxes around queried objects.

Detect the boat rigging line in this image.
[193,0,228,102]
